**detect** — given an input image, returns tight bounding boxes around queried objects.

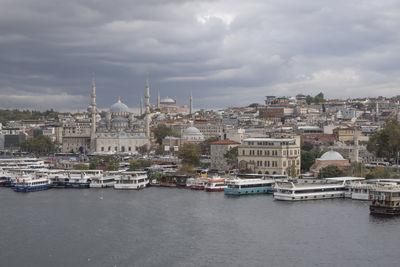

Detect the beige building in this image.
[310,150,351,176]
[96,132,148,153]
[210,140,240,171]
[237,136,301,176]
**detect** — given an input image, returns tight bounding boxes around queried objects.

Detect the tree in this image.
[137,144,149,155]
[153,124,180,145]
[301,150,316,171]
[318,165,342,178]
[367,116,400,163]
[306,95,313,105]
[155,145,165,155]
[224,146,238,169]
[129,159,152,171]
[286,164,297,178]
[365,166,393,179]
[89,155,119,171]
[74,163,89,170]
[301,141,314,152]
[314,92,325,104]
[351,162,365,177]
[177,143,201,166]
[200,136,219,155]
[20,135,56,156]
[180,164,195,174]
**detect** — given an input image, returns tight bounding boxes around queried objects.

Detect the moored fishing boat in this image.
[224,179,275,195]
[369,183,400,215]
[114,171,149,190]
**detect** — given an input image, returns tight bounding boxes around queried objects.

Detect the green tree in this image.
[306,95,314,105]
[314,92,326,104]
[224,146,238,168]
[200,136,219,155]
[367,117,400,163]
[180,164,195,174]
[286,164,297,178]
[153,124,180,145]
[351,162,365,177]
[301,150,316,171]
[89,155,120,171]
[20,135,56,156]
[129,159,152,171]
[74,163,89,170]
[155,145,165,155]
[365,166,393,179]
[177,143,201,166]
[137,144,149,155]
[301,141,314,152]
[318,165,342,178]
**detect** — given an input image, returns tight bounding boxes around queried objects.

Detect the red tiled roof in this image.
[211,140,240,145]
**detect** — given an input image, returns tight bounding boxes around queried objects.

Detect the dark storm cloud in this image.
[0,0,400,111]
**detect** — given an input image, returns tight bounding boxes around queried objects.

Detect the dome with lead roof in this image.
[110,98,129,113]
[319,151,344,161]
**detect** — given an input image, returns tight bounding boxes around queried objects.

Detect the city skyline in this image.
[1,0,400,111]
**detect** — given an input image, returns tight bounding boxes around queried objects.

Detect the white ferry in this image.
[0,168,13,187]
[224,179,275,195]
[345,182,375,200]
[185,177,209,190]
[274,181,346,201]
[90,171,118,188]
[66,171,91,188]
[204,177,227,192]
[114,171,149,190]
[13,173,52,192]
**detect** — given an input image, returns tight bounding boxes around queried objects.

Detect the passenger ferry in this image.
[274,181,346,201]
[185,177,209,190]
[370,184,400,215]
[204,177,227,192]
[345,182,375,200]
[0,168,13,187]
[13,174,52,192]
[114,171,149,190]
[66,171,91,188]
[224,179,275,195]
[90,171,118,188]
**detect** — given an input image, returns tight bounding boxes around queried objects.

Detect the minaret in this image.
[189,92,193,115]
[145,78,150,138]
[157,91,160,109]
[90,76,97,152]
[140,97,143,116]
[353,128,359,163]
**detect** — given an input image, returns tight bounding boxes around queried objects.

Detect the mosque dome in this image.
[160,96,176,105]
[183,127,201,135]
[110,98,129,113]
[319,151,344,161]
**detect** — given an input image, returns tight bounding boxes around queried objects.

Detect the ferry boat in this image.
[114,171,149,190]
[185,177,209,190]
[224,179,275,195]
[13,174,52,192]
[0,168,13,187]
[48,171,70,188]
[205,177,227,192]
[90,171,118,188]
[345,182,375,200]
[369,184,400,215]
[274,181,346,201]
[66,171,91,188]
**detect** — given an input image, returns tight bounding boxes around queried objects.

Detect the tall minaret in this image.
[353,127,359,163]
[140,97,143,116]
[189,92,193,115]
[90,76,97,152]
[157,91,160,109]
[145,78,150,138]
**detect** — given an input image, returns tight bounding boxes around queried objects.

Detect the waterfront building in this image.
[237,136,301,176]
[210,139,240,171]
[309,151,351,177]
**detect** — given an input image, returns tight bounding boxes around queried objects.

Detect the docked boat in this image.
[114,171,149,190]
[66,171,91,188]
[369,184,400,215]
[90,171,118,188]
[185,177,209,190]
[0,168,13,187]
[13,174,52,192]
[205,177,227,192]
[345,182,375,200]
[274,181,346,201]
[224,179,275,195]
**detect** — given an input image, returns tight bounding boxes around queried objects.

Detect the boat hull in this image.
[370,205,400,215]
[13,183,52,192]
[224,187,272,195]
[205,187,226,192]
[114,183,147,190]
[274,191,345,201]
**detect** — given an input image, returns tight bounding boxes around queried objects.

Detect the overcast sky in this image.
[1,0,400,111]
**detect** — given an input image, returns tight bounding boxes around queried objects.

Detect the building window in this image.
[129,147,131,151]
[115,146,118,151]
[101,147,104,152]
[108,146,111,151]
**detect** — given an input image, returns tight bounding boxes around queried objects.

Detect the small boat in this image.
[205,177,227,192]
[370,183,400,215]
[114,171,149,190]
[185,177,208,190]
[13,174,52,192]
[224,179,275,195]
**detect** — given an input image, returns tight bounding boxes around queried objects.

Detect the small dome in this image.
[161,97,176,105]
[183,127,201,135]
[110,99,129,113]
[319,151,344,161]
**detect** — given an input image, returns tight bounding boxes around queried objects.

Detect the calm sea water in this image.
[0,187,399,267]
